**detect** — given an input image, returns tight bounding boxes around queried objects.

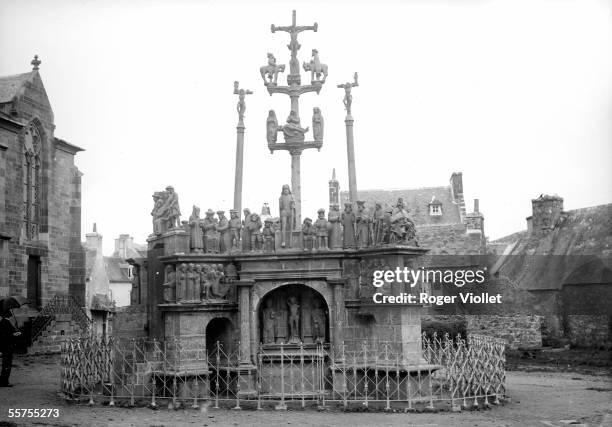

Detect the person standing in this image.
[0,312,21,387]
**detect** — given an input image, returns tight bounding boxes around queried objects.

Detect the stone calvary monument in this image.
[133,11,434,399]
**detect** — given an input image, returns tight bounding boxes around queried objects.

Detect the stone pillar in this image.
[233,120,245,214]
[344,116,357,204]
[329,278,346,358]
[290,149,302,227]
[236,280,253,365]
[290,95,299,117]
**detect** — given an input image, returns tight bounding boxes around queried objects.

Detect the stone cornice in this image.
[54,137,84,155]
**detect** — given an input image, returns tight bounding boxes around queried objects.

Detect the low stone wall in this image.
[565,315,611,349]
[111,305,148,339]
[466,315,542,349]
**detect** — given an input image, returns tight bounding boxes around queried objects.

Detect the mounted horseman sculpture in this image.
[303,49,328,84]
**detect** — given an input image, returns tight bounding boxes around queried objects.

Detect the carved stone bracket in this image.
[268,140,322,155]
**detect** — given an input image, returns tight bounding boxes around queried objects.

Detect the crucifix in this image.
[338,73,360,204]
[262,11,327,232]
[271,10,318,86]
[233,81,253,216]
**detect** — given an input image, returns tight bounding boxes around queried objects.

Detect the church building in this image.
[0,56,86,315]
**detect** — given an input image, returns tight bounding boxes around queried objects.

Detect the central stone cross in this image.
[264,11,327,228]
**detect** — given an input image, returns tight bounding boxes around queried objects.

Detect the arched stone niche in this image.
[253,281,332,346]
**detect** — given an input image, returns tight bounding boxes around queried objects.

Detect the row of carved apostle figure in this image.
[161,263,233,304]
[185,197,417,253]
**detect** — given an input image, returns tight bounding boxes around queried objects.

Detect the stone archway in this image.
[258,284,329,346]
[206,317,235,355]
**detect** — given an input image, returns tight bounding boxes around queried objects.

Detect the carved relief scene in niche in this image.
[259,284,328,347]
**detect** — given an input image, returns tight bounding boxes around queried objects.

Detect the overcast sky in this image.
[1,0,611,255]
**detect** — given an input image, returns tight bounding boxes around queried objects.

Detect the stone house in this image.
[489,195,612,348]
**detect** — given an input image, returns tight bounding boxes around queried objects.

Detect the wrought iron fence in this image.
[60,333,506,412]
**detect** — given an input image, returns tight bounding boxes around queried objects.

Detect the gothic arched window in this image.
[23,123,42,240]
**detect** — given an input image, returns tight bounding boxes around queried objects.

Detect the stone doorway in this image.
[259,284,329,347]
[206,317,235,355]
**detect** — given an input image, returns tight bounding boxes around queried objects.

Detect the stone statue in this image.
[216,210,230,253]
[389,198,417,245]
[259,53,285,85]
[287,296,300,343]
[229,209,242,251]
[312,107,324,141]
[301,217,315,251]
[263,218,275,252]
[341,203,357,249]
[328,203,343,250]
[162,265,176,303]
[160,186,181,230]
[355,200,371,248]
[260,203,273,223]
[186,263,200,302]
[176,263,187,302]
[203,209,219,253]
[262,298,276,344]
[311,299,325,343]
[266,110,278,144]
[248,213,263,251]
[279,184,296,248]
[242,208,252,251]
[151,192,166,235]
[209,264,229,300]
[314,208,329,250]
[200,266,211,300]
[372,203,385,245]
[233,81,253,122]
[189,206,204,253]
[302,49,328,83]
[279,111,309,143]
[130,265,140,305]
[337,72,359,116]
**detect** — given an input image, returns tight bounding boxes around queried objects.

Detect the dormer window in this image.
[429,197,442,216]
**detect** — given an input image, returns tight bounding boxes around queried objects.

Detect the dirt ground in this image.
[0,354,610,427]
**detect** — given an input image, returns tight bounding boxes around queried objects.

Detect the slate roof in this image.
[104,257,131,283]
[340,186,461,226]
[0,72,34,103]
[491,203,612,291]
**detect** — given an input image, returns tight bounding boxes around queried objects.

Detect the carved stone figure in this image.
[260,203,273,223]
[216,210,230,253]
[225,263,238,281]
[263,218,275,252]
[266,110,278,144]
[208,264,229,300]
[314,209,329,250]
[287,296,300,343]
[355,201,370,248]
[242,208,252,251]
[279,184,296,248]
[302,49,328,83]
[203,209,219,253]
[233,81,253,121]
[160,186,181,230]
[262,299,276,344]
[151,192,166,235]
[337,72,359,116]
[311,299,325,343]
[328,204,343,250]
[341,203,357,249]
[372,203,385,245]
[189,206,204,252]
[186,263,200,302]
[228,209,242,251]
[162,265,176,303]
[301,217,315,251]
[279,110,309,143]
[312,107,324,141]
[199,266,210,300]
[176,263,187,302]
[259,53,285,85]
[248,213,263,251]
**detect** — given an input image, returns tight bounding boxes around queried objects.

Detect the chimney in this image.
[114,234,134,259]
[85,223,103,252]
[473,199,479,214]
[466,198,484,235]
[449,172,466,222]
[530,194,563,234]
